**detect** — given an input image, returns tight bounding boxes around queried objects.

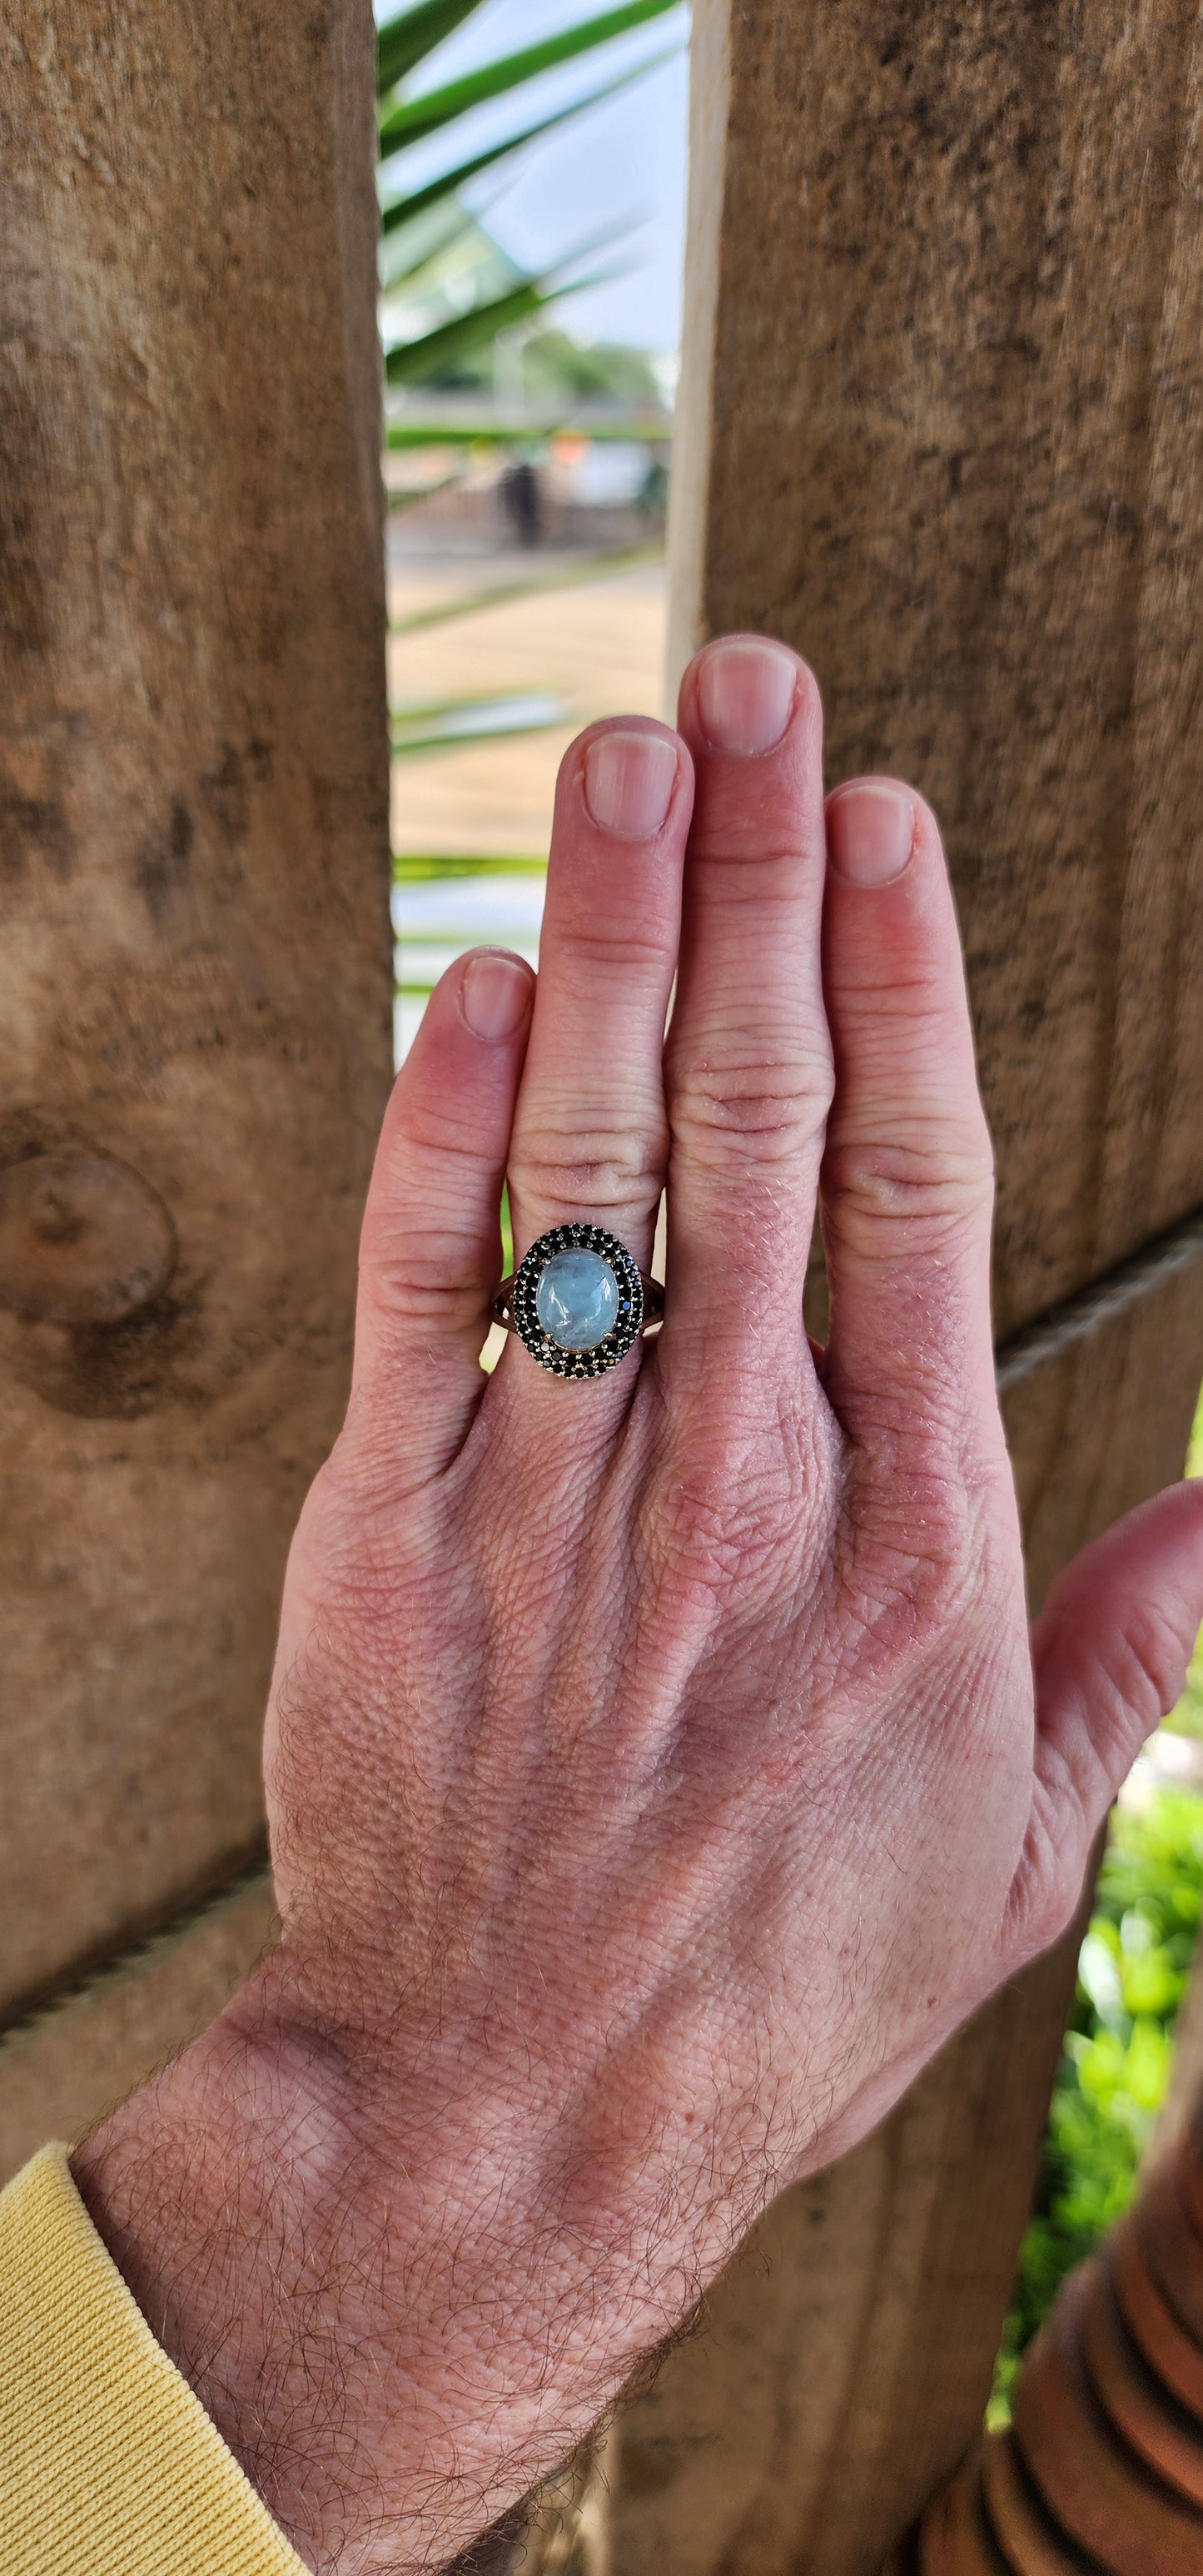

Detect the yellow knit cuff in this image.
[0,2143,308,2575]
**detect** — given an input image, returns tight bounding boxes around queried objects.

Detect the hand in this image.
[75,636,1203,2575]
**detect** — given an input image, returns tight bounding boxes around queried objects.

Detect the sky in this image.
[385,0,690,354]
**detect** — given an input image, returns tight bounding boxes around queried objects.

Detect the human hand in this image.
[75,637,1203,2574]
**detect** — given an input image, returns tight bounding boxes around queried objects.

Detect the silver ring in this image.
[492,1222,664,1379]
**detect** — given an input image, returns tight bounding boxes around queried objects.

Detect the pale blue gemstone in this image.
[535,1247,619,1350]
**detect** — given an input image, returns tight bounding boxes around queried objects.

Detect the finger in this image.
[819,780,997,1451]
[346,947,533,1484]
[664,636,833,1370]
[506,717,692,1286]
[1013,1479,1203,1952]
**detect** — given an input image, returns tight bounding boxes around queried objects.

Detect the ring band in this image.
[492,1222,664,1379]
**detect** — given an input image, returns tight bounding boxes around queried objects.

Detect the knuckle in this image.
[511,1108,667,1220]
[390,1091,500,1171]
[289,1442,430,1620]
[688,826,819,873]
[838,1458,1003,1649]
[669,1042,834,1165]
[1109,1600,1193,1725]
[647,1458,775,1611]
[554,920,677,976]
[1006,1788,1091,1966]
[823,1136,993,1255]
[833,958,956,1014]
[360,1211,489,1333]
[643,1403,818,1612]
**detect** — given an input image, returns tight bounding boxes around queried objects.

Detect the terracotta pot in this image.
[1011,2267,1203,2571]
[1110,2218,1203,2418]
[1132,2159,1203,2347]
[978,2430,1083,2572]
[908,2106,1203,2570]
[1173,2131,1203,2245]
[1076,2250,1203,2504]
[916,2449,997,2576]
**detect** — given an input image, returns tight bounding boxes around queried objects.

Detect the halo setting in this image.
[506,1224,646,1378]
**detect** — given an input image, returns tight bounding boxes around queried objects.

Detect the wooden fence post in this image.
[0,0,390,2144]
[614,1,1203,2566]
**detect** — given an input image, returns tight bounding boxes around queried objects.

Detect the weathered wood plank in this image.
[0,1870,277,2192]
[614,1240,1203,2576]
[670,0,1203,1340]
[1001,1213,1203,1612]
[0,0,391,2016]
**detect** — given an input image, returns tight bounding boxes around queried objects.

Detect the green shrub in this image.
[988,1781,1203,2424]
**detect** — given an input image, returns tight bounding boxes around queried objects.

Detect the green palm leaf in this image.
[378,0,681,153]
[385,279,552,386]
[376,0,487,98]
[392,853,549,878]
[390,689,569,754]
[380,51,674,234]
[381,123,559,238]
[380,204,475,292]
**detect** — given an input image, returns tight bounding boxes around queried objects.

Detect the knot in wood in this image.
[0,1150,176,1325]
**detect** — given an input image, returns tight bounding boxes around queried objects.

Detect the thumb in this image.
[1016,1479,1203,1949]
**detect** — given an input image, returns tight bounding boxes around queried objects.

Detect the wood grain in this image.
[0,0,391,2017]
[673,0,1203,1340]
[613,1244,1203,2576]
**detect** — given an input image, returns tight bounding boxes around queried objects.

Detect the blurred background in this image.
[380,0,688,1053]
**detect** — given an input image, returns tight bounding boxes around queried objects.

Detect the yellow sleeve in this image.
[0,2143,308,2575]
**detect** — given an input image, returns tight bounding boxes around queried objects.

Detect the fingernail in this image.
[584,729,678,839]
[828,782,915,886]
[697,637,797,755]
[461,950,532,1042]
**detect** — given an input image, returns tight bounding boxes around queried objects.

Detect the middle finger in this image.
[664,636,833,1375]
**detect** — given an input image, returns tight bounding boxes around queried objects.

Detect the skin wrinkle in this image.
[534,922,679,975]
[505,1128,669,1216]
[70,646,1203,2576]
[669,1063,836,1155]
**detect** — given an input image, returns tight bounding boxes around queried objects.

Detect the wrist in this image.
[70,1960,617,2573]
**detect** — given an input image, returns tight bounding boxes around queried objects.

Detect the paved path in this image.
[388,548,668,858]
[389,545,668,1056]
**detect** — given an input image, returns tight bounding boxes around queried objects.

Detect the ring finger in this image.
[503,717,693,1383]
